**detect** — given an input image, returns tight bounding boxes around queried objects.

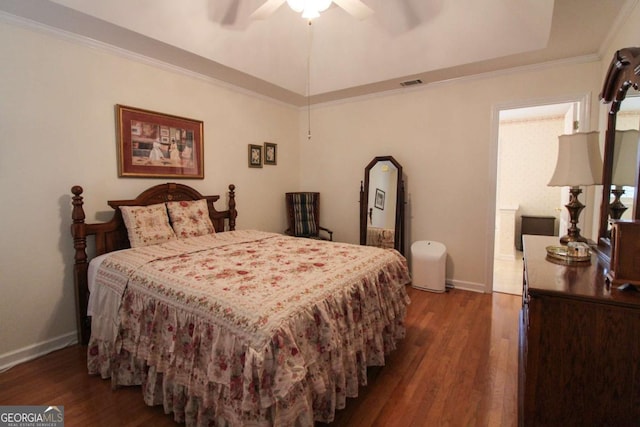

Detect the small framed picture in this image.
[264,142,277,165]
[374,188,385,210]
[248,144,262,168]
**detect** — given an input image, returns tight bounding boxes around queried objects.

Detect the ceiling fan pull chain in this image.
[307,20,313,140]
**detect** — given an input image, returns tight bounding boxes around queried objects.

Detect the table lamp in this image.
[548,131,602,244]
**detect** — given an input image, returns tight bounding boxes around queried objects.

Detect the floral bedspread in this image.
[87,230,410,426]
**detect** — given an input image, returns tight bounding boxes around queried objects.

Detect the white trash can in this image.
[411,241,446,293]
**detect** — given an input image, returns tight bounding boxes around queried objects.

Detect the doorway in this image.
[492,100,583,294]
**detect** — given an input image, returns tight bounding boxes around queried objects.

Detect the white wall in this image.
[0,20,299,364]
[298,61,602,290]
[600,2,640,81]
[592,3,640,241]
[1,1,638,367]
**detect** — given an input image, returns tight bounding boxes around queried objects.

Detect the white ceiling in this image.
[0,0,631,106]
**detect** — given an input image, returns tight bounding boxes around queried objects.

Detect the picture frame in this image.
[374,188,385,210]
[116,105,204,179]
[264,142,277,165]
[248,144,263,168]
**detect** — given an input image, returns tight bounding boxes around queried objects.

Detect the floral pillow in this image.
[166,199,215,238]
[120,203,177,248]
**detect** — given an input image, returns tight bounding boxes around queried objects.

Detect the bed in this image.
[70,183,411,426]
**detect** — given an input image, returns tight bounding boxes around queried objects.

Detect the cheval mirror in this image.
[597,47,640,261]
[359,156,405,255]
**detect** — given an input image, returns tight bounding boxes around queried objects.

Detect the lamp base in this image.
[559,233,588,245]
[559,186,587,245]
[609,187,628,220]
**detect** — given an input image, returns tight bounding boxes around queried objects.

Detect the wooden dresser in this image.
[519,235,640,426]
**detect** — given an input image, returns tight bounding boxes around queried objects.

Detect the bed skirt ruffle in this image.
[88,239,410,426]
[89,318,407,425]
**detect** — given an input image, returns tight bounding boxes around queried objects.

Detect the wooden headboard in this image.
[70,182,237,344]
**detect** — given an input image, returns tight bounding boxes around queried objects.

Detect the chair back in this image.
[286,192,320,237]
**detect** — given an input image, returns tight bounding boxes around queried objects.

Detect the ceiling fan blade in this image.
[398,0,420,30]
[250,0,287,20]
[333,0,374,20]
[221,0,241,25]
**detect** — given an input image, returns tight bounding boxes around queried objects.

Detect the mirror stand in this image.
[359,156,405,255]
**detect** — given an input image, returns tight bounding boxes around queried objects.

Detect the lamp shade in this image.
[611,129,640,186]
[548,131,603,187]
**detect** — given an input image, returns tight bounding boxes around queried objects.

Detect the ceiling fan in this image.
[250,0,374,20]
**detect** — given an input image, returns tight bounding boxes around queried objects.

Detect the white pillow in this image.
[120,203,176,248]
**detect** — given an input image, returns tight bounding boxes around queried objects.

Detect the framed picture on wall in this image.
[375,188,385,210]
[116,105,204,178]
[248,144,263,168]
[264,142,277,165]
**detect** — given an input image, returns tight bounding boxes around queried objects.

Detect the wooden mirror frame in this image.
[359,155,405,254]
[597,47,640,261]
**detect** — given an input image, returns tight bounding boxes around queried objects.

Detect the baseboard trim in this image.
[0,332,78,373]
[447,279,486,293]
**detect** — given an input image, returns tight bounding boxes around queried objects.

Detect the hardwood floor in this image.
[493,252,524,296]
[0,288,520,426]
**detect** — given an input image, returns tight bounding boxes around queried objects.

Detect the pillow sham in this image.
[166,199,215,238]
[120,203,177,248]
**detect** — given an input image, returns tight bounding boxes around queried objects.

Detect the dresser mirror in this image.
[597,47,640,259]
[359,156,405,255]
[608,95,640,224]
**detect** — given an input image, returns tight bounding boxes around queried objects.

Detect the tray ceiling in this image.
[0,0,630,106]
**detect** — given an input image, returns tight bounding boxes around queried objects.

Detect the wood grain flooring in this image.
[0,287,520,426]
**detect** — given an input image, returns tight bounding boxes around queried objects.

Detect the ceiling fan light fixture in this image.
[288,0,333,19]
[286,0,305,13]
[302,6,320,19]
[315,0,333,12]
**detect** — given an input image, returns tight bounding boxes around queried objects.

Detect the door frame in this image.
[485,93,592,293]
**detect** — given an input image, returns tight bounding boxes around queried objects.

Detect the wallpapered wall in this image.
[497,116,566,239]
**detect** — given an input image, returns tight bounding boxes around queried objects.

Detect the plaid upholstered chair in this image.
[285,192,333,241]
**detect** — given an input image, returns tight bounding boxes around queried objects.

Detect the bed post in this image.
[228,184,237,231]
[71,186,90,345]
